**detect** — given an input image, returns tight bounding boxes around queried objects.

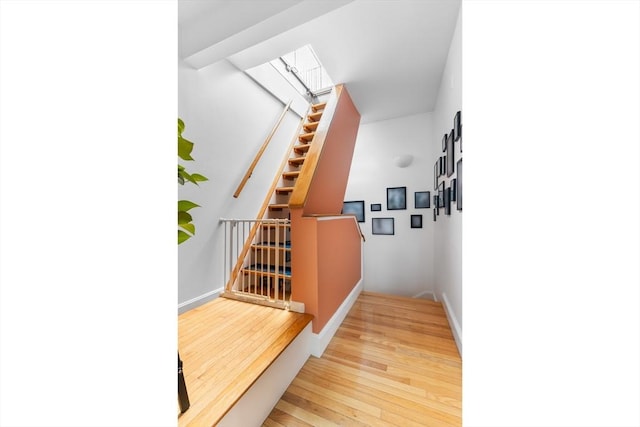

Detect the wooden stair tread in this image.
[282,171,300,179]
[303,121,319,132]
[307,111,322,122]
[294,144,311,154]
[288,157,306,166]
[311,102,326,112]
[275,186,294,194]
[298,132,315,142]
[268,204,289,210]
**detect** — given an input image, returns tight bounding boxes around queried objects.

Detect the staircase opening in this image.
[245,44,334,104]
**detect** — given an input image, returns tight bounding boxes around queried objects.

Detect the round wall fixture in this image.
[394,154,413,168]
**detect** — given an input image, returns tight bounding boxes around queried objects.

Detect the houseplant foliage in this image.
[178,118,208,244]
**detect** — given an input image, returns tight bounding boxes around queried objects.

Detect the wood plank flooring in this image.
[263,291,462,426]
[178,297,313,427]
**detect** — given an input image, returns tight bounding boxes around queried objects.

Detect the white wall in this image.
[431,9,462,353]
[344,113,435,298]
[178,59,301,311]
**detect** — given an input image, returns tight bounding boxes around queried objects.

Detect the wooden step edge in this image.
[311,102,326,112]
[293,144,311,153]
[307,111,323,122]
[282,171,300,179]
[275,187,295,193]
[303,121,319,131]
[288,157,306,164]
[268,204,289,211]
[298,132,315,141]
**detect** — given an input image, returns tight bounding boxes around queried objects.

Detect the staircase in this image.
[223,101,327,308]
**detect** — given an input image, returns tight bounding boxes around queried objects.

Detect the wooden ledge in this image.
[178,297,313,426]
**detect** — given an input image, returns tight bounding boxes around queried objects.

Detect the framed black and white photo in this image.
[387,187,406,210]
[444,187,451,215]
[411,215,423,229]
[442,133,447,152]
[447,130,455,177]
[414,191,430,209]
[370,203,382,212]
[439,156,445,176]
[454,110,461,142]
[342,200,365,222]
[434,161,439,189]
[451,178,457,201]
[456,158,462,211]
[433,208,437,221]
[372,217,394,235]
[438,182,445,208]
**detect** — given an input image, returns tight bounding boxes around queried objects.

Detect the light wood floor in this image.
[178,297,313,427]
[263,291,462,426]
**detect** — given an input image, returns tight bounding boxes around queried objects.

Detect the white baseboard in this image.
[218,323,312,427]
[412,290,436,300]
[310,279,363,358]
[178,287,224,314]
[441,292,462,357]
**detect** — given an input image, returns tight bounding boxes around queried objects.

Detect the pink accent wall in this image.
[291,85,363,333]
[302,85,361,216]
[291,212,362,333]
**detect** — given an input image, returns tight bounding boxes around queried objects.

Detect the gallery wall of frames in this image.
[342,110,462,235]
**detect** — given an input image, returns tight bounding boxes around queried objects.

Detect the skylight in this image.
[269,45,333,99]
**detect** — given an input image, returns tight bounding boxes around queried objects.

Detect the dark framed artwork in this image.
[414,191,430,209]
[387,187,406,210]
[434,161,439,189]
[444,187,451,215]
[342,200,365,222]
[454,111,461,141]
[370,203,382,212]
[442,133,447,152]
[433,194,438,207]
[439,156,445,176]
[451,178,457,202]
[433,208,437,222]
[438,182,445,208]
[411,215,423,228]
[372,217,394,235]
[447,130,455,177]
[456,158,462,211]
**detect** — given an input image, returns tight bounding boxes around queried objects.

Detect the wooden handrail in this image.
[233,100,293,198]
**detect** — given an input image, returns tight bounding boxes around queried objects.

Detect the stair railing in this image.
[220,218,293,310]
[233,100,293,198]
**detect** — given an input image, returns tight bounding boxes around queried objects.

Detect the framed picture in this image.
[387,187,406,210]
[444,187,451,215]
[411,215,423,228]
[342,200,365,222]
[447,130,455,177]
[439,156,445,176]
[438,182,445,208]
[433,194,438,206]
[454,111,461,142]
[370,203,382,212]
[434,161,439,189]
[451,179,457,201]
[453,111,462,141]
[414,191,430,209]
[433,208,437,222]
[372,217,394,235]
[442,133,447,152]
[456,158,462,211]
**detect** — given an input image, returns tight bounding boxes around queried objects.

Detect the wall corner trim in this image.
[178,287,224,314]
[310,278,363,357]
[441,292,462,358]
[412,290,436,300]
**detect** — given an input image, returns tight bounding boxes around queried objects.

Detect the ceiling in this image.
[179,0,461,124]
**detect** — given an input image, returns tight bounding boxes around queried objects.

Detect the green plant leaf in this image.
[178,211,193,225]
[178,230,191,244]
[178,136,194,161]
[178,118,185,136]
[179,223,195,234]
[191,173,208,182]
[178,175,185,185]
[179,168,197,185]
[178,200,200,212]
